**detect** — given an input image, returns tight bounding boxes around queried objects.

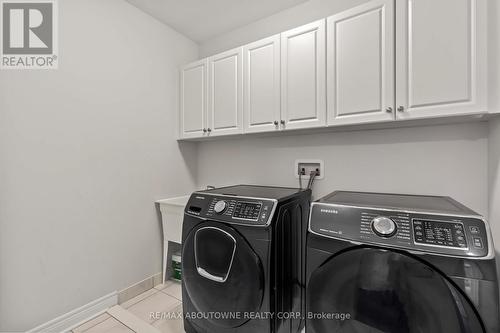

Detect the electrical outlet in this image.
[294,160,324,179]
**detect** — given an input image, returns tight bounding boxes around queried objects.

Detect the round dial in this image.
[371,216,397,237]
[214,200,227,214]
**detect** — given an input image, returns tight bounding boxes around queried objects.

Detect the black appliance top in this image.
[198,185,304,201]
[319,191,478,216]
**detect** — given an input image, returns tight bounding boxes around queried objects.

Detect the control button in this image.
[470,226,480,234]
[473,237,483,249]
[457,236,465,241]
[371,216,397,238]
[214,200,227,214]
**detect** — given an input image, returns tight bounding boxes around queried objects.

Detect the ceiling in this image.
[125,0,308,42]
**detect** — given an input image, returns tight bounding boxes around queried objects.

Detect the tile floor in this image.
[72,281,184,333]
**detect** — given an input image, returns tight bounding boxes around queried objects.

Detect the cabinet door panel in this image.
[208,48,243,136]
[243,35,281,133]
[396,0,486,119]
[281,20,326,130]
[180,59,207,139]
[327,0,395,126]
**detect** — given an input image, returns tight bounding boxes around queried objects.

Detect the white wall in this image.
[197,123,489,216]
[199,0,370,57]
[489,0,500,112]
[0,0,198,330]
[488,0,500,278]
[489,117,500,273]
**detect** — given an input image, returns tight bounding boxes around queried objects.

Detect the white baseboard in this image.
[27,292,118,333]
[117,272,163,305]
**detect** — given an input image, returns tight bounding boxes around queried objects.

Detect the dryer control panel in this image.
[309,203,490,258]
[185,193,277,227]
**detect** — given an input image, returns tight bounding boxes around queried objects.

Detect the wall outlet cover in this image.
[294,159,324,179]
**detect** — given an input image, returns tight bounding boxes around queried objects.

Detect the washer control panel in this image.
[213,200,228,214]
[185,193,276,227]
[360,211,412,244]
[309,203,490,258]
[233,202,262,220]
[371,216,397,237]
[413,219,467,248]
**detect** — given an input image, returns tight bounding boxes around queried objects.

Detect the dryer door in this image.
[307,247,485,333]
[182,221,265,328]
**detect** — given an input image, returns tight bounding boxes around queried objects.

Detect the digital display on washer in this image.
[233,202,262,221]
[413,219,467,248]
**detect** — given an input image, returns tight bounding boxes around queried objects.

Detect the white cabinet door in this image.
[396,0,486,120]
[243,35,281,133]
[281,20,326,130]
[180,59,207,139]
[327,0,395,126]
[208,48,243,136]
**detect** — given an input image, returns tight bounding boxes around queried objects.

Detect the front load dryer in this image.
[182,185,311,333]
[307,191,499,333]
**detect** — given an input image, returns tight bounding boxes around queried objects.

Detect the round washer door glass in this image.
[182,221,264,328]
[307,247,484,333]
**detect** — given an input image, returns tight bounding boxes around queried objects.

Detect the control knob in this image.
[214,200,227,214]
[371,216,397,237]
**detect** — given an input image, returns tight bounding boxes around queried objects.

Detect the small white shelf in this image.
[156,195,190,283]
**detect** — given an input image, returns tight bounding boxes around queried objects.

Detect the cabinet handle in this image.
[386,107,393,113]
[207,128,212,132]
[280,120,285,125]
[274,120,279,126]
[397,106,405,112]
[203,128,207,133]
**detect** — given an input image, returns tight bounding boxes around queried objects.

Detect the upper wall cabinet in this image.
[281,20,326,130]
[178,0,488,140]
[180,59,208,139]
[395,0,486,120]
[208,47,243,136]
[243,35,281,133]
[327,0,395,126]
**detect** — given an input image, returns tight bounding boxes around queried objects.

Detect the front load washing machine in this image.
[307,191,499,333]
[182,185,311,333]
